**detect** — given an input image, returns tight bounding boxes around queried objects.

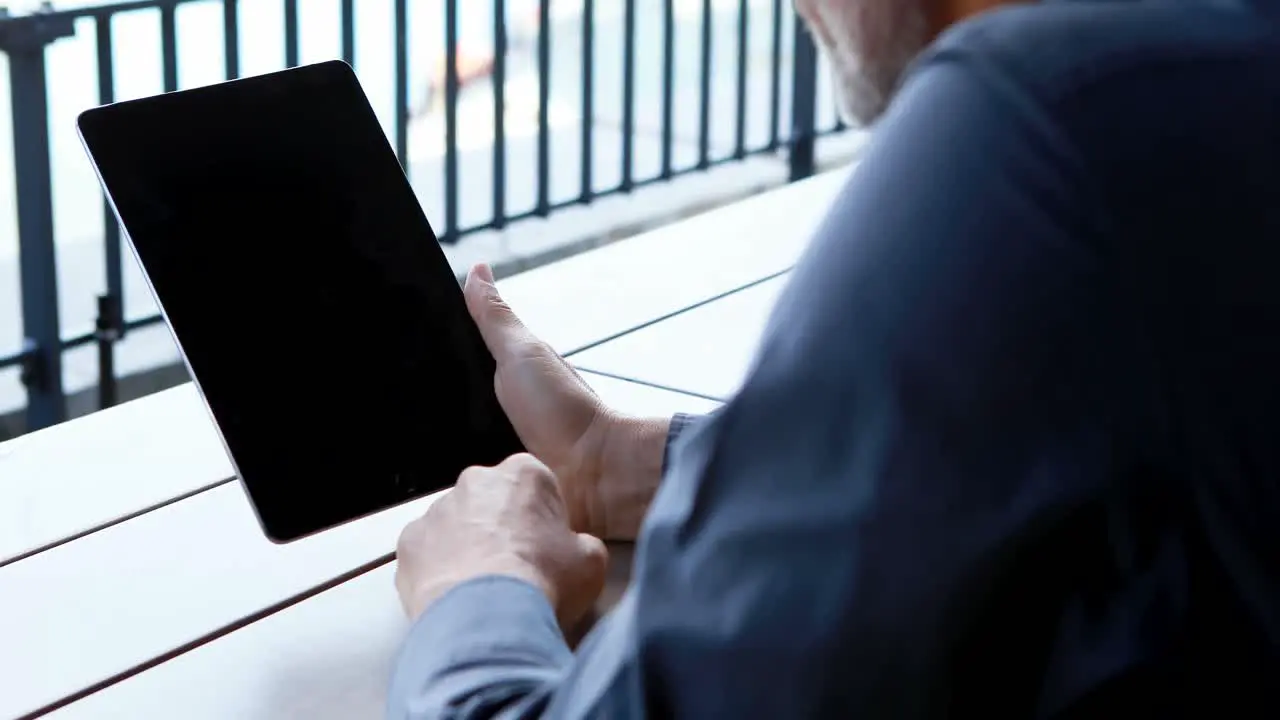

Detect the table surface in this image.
[0,167,848,720]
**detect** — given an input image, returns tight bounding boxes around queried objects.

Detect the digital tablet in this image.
[77,60,524,543]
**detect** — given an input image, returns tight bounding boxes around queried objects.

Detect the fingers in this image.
[464,263,536,363]
[571,532,610,620]
[499,451,553,477]
[457,453,550,488]
[575,532,609,571]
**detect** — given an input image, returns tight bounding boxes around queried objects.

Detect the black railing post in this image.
[788,15,818,181]
[95,295,121,409]
[393,0,410,170]
[95,13,127,413]
[491,0,507,230]
[0,10,76,431]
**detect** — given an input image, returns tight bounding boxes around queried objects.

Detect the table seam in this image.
[0,474,237,571]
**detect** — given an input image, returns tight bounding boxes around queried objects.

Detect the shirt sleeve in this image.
[386,576,571,719]
[388,46,1139,719]
[660,413,703,476]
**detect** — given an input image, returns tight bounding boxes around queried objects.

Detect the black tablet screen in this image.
[78,61,523,542]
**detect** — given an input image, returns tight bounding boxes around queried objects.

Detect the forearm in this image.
[388,576,572,720]
[595,413,700,540]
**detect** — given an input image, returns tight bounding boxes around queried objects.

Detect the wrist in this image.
[590,412,673,541]
[409,557,553,620]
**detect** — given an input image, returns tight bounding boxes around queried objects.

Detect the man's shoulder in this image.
[917,0,1279,109]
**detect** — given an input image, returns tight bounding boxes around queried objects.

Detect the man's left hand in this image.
[395,453,609,628]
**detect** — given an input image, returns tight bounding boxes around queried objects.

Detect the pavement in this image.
[0,0,860,433]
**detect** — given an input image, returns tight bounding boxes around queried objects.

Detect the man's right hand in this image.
[463,263,672,541]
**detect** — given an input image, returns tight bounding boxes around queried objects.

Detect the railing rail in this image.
[0,0,841,434]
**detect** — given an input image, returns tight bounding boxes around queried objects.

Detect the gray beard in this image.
[831,4,930,127]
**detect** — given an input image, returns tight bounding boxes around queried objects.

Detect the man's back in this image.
[1016,4,1280,710]
[945,0,1280,702]
[628,2,1280,715]
[386,2,1280,717]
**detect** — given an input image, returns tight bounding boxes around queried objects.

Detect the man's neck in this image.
[930,0,1028,36]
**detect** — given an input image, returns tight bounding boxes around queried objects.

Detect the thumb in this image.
[555,534,610,633]
[464,263,533,361]
[575,533,609,584]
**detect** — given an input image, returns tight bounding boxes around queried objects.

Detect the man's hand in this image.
[464,263,671,540]
[395,453,608,626]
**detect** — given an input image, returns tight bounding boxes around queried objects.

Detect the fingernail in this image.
[474,263,495,285]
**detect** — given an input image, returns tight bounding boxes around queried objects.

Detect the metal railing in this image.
[0,0,843,434]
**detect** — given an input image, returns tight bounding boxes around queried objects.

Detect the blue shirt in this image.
[388,1,1280,716]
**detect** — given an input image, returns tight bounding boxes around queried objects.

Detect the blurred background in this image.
[0,0,861,439]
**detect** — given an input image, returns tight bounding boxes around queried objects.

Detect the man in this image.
[391,0,1280,716]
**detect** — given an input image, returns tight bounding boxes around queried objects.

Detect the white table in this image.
[0,168,845,719]
[573,276,788,400]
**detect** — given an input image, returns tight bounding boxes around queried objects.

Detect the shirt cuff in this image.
[661,412,701,477]
[388,576,573,718]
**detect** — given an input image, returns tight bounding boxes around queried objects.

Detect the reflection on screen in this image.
[79,62,523,540]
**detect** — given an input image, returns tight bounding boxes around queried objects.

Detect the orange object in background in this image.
[418,0,540,115]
